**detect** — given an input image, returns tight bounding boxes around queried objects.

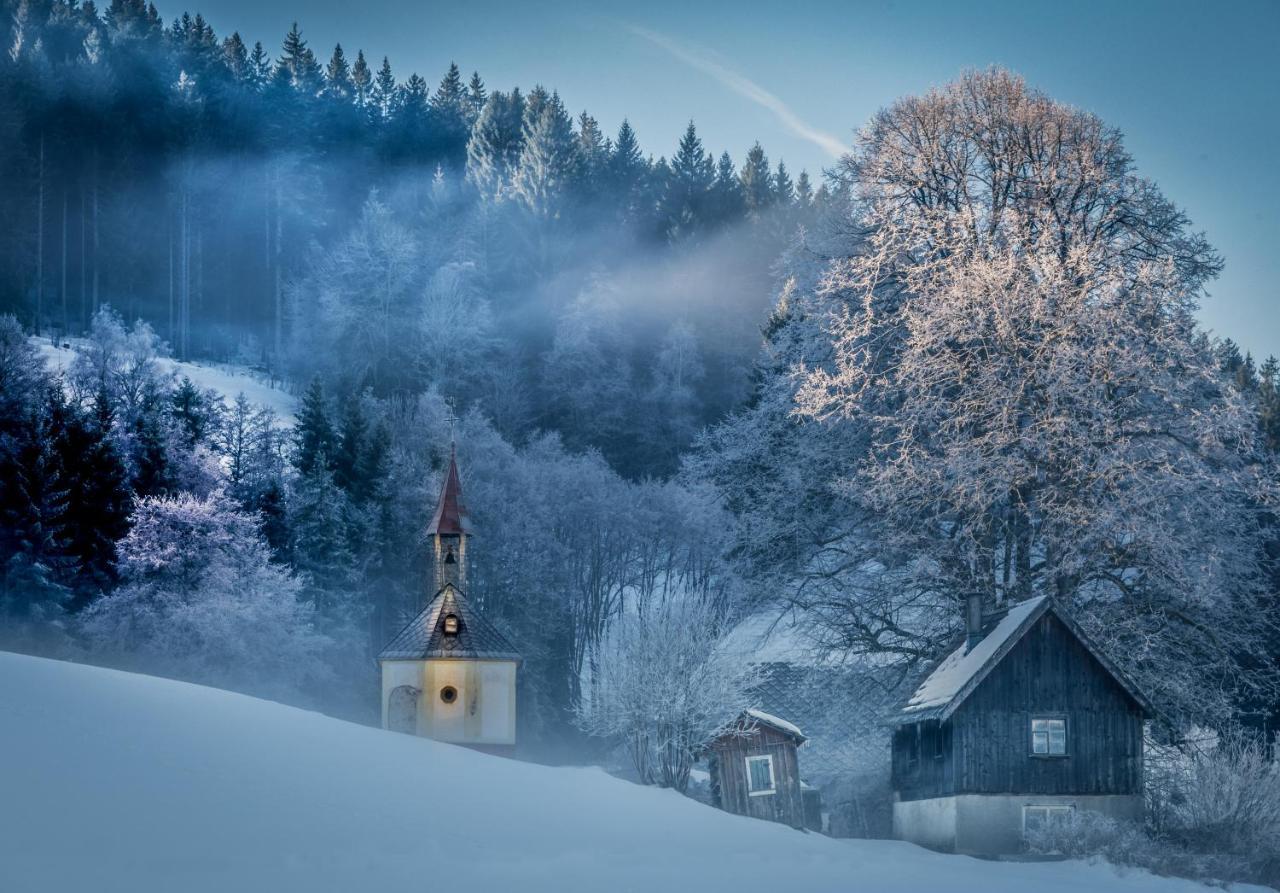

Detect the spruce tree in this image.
[773,161,794,205]
[431,62,469,153]
[333,397,367,497]
[739,142,773,216]
[466,71,486,126]
[350,49,371,108]
[222,32,249,81]
[370,56,395,122]
[294,378,335,477]
[54,392,130,605]
[324,43,352,101]
[712,151,742,222]
[277,22,320,94]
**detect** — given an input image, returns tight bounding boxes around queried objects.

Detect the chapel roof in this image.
[426,447,470,537]
[377,583,521,662]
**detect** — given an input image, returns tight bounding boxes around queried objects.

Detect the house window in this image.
[442,613,460,636]
[1023,804,1075,839]
[1031,717,1067,756]
[745,755,776,796]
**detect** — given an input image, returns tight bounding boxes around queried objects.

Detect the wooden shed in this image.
[891,595,1155,855]
[704,709,808,830]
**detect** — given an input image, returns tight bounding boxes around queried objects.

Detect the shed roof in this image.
[426,447,470,536]
[897,596,1156,725]
[378,584,520,662]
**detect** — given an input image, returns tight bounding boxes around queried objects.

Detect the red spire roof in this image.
[426,446,471,536]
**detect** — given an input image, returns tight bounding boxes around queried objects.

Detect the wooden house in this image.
[891,595,1155,856]
[377,447,521,754]
[704,709,810,830]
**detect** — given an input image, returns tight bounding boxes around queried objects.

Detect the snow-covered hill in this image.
[32,337,298,424]
[0,652,1254,893]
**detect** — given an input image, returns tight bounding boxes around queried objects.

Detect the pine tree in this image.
[663,121,714,239]
[431,61,469,154]
[323,43,352,101]
[795,169,813,210]
[222,32,248,81]
[53,393,130,605]
[170,376,215,447]
[773,161,794,205]
[739,142,773,217]
[712,151,742,222]
[247,41,271,91]
[277,22,320,94]
[466,90,523,201]
[294,378,335,477]
[576,111,607,198]
[370,56,395,122]
[609,119,646,220]
[512,90,579,220]
[0,393,72,614]
[1259,356,1280,452]
[466,71,486,126]
[332,397,367,496]
[350,49,371,108]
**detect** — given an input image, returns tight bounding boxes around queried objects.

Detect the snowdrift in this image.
[0,652,1251,893]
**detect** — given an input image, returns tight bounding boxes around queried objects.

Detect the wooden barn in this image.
[891,595,1155,856]
[704,709,812,830]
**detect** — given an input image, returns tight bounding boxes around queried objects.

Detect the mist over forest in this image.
[0,0,826,477]
[2,2,1280,884]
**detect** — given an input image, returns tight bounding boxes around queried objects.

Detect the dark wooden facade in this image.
[707,721,806,829]
[892,611,1146,802]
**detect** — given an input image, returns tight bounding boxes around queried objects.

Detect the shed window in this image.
[1023,804,1075,839]
[1031,717,1067,756]
[745,755,775,796]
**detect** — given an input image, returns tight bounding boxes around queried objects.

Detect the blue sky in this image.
[163,0,1280,357]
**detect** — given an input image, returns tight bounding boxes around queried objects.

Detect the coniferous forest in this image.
[2,3,1280,884]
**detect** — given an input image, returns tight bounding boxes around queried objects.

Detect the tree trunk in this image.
[91,151,99,315]
[60,188,67,336]
[35,134,43,334]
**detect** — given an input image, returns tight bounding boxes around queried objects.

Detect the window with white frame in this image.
[745,754,775,796]
[1022,804,1075,839]
[1031,717,1067,756]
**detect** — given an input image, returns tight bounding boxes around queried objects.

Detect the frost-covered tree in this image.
[78,492,330,701]
[789,69,1276,724]
[576,595,758,791]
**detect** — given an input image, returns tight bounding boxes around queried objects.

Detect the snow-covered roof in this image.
[897,596,1154,724]
[378,584,520,662]
[745,709,805,741]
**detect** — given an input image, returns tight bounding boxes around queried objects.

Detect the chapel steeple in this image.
[426,444,471,595]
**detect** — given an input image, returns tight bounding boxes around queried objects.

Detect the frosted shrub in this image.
[1166,737,1280,867]
[1029,737,1280,888]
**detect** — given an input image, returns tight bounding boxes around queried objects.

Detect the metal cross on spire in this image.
[444,397,459,447]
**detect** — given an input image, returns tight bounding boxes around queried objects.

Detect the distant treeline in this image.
[0,0,836,474]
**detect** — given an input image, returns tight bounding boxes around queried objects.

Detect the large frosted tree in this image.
[786,69,1277,724]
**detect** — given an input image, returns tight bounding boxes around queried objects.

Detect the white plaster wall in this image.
[379,661,424,730]
[381,659,517,746]
[892,795,956,852]
[895,793,1144,856]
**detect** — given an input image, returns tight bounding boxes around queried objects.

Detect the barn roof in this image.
[426,447,470,536]
[745,709,806,742]
[896,596,1155,725]
[378,584,520,662]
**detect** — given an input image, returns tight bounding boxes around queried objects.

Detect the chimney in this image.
[965,593,985,652]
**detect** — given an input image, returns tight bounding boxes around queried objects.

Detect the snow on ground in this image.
[32,337,298,424]
[0,652,1258,893]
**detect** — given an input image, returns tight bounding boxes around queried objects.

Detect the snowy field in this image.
[0,652,1262,893]
[31,337,298,424]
